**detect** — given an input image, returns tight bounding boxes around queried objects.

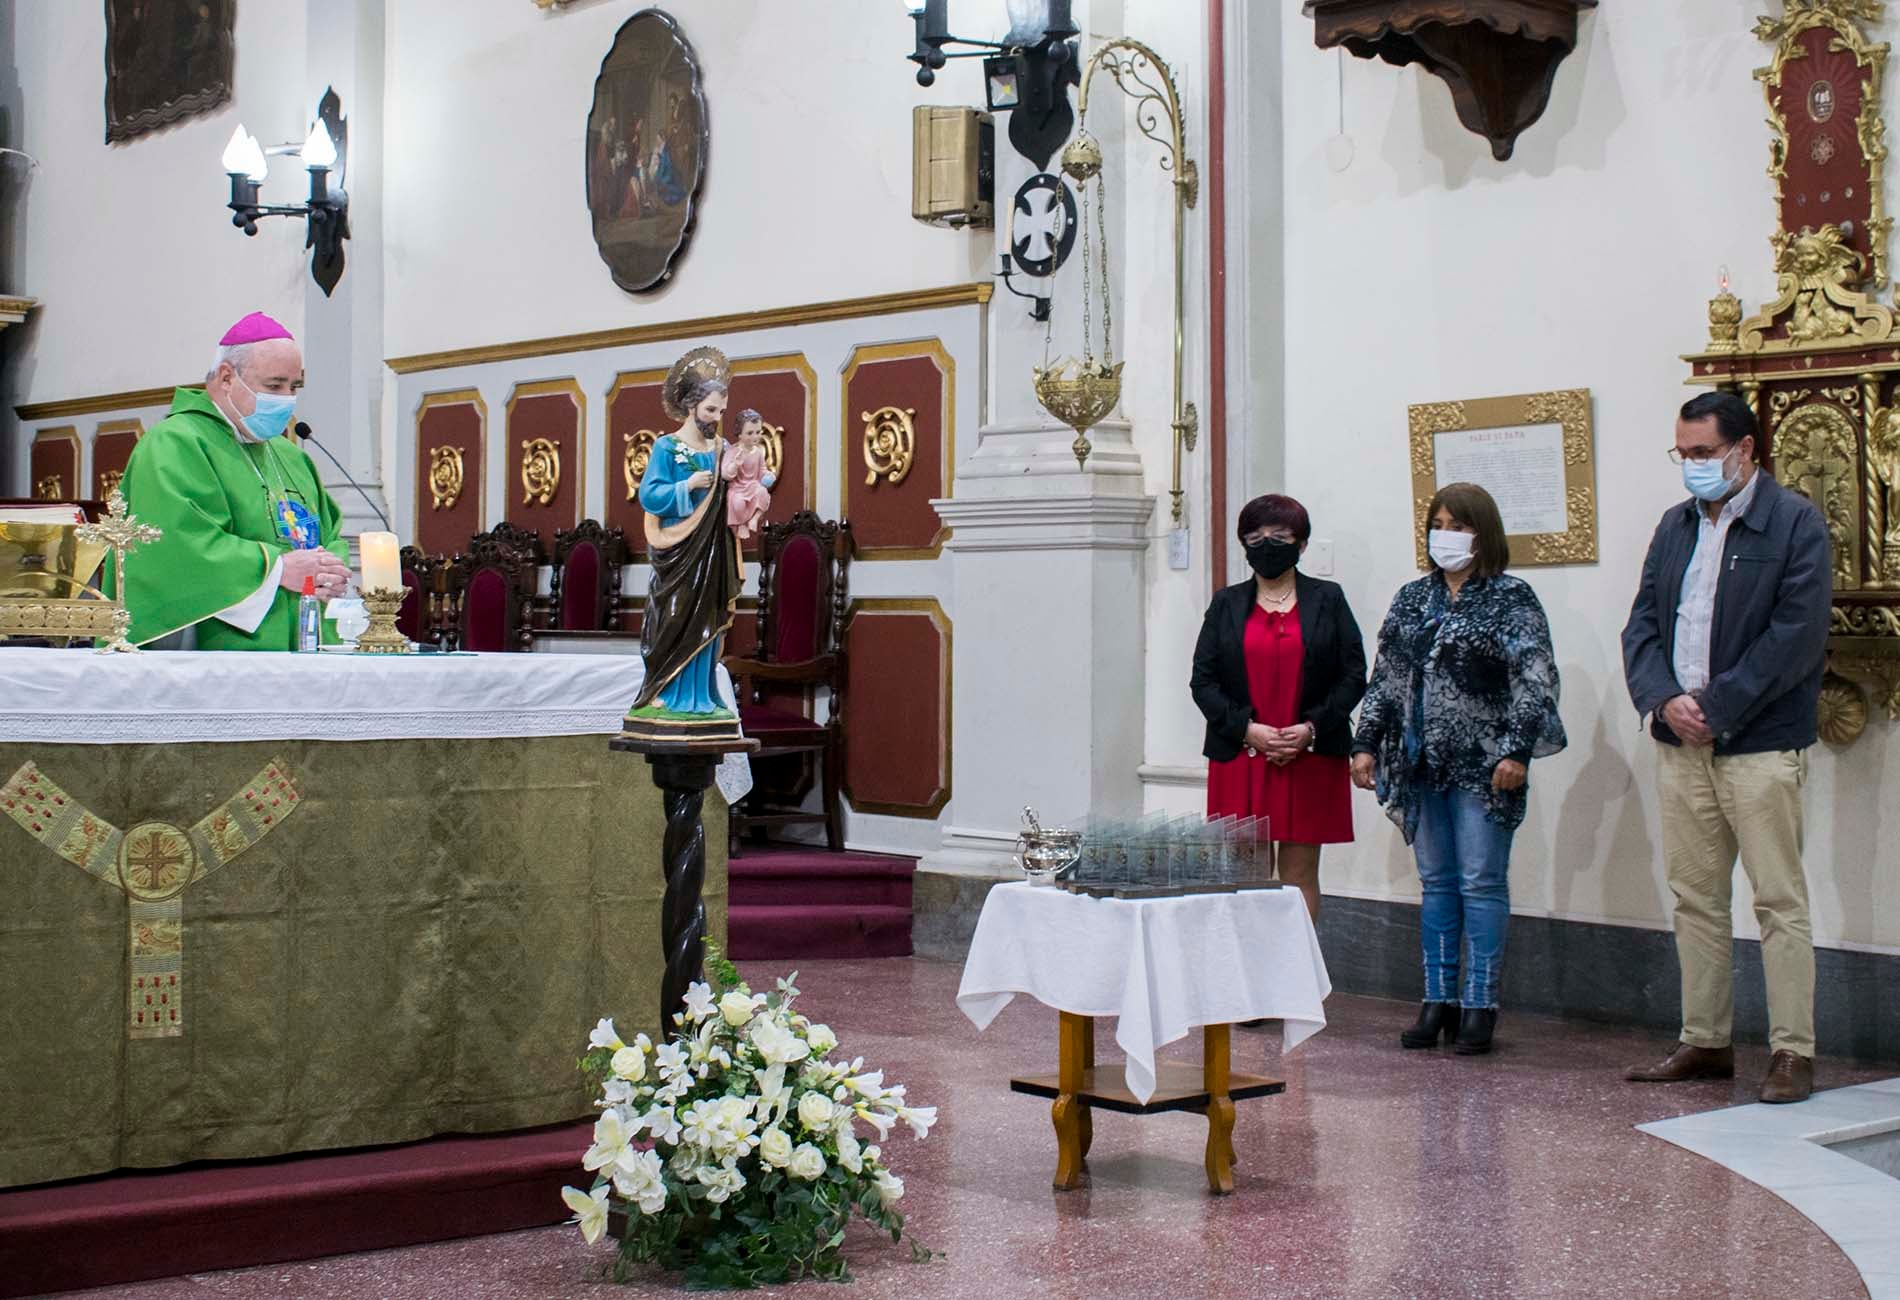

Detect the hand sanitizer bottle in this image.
[297,575,321,653]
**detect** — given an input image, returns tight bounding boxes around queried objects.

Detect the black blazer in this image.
[1191,571,1368,761]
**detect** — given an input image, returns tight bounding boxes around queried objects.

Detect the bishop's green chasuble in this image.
[117,388,349,650]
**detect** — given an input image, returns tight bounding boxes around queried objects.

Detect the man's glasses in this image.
[1666,447,1730,466]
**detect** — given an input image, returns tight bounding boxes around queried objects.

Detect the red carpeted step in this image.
[0,1122,590,1298]
[727,851,915,909]
[727,903,913,960]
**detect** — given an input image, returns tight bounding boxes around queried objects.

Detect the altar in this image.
[0,649,730,1190]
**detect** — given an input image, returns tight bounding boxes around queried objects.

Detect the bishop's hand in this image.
[281,548,353,599]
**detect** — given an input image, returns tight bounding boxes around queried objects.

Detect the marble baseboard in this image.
[1320,896,1900,1067]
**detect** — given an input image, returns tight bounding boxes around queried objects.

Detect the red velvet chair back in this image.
[397,570,425,643]
[463,568,510,652]
[771,534,824,662]
[397,545,444,647]
[549,520,626,631]
[444,538,534,652]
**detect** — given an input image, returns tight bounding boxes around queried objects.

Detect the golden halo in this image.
[663,346,732,421]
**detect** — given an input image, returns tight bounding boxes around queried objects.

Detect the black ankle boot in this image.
[1453,1008,1498,1055]
[1400,1001,1460,1049]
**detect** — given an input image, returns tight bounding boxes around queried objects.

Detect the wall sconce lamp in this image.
[905,1,1079,161]
[220,87,351,296]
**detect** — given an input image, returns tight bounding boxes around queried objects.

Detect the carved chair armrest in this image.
[723,655,840,704]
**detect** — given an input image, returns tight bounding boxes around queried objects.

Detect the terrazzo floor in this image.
[48,956,1890,1300]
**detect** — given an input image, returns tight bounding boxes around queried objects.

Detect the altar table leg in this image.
[1077,1016,1095,1161]
[1203,1023,1236,1195]
[1051,1011,1091,1190]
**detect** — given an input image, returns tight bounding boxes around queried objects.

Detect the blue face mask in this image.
[1681,447,1740,502]
[233,373,297,441]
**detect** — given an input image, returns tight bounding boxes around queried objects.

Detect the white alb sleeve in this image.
[214,555,284,633]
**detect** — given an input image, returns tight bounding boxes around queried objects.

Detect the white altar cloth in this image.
[956,882,1332,1103]
[0,648,752,798]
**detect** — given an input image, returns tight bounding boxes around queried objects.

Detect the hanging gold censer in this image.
[1034,129,1122,468]
[1036,38,1198,520]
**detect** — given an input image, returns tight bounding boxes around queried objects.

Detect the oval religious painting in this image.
[585,9,708,293]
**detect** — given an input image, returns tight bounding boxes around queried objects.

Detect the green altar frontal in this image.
[0,735,728,1189]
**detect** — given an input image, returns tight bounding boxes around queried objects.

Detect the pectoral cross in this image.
[2,758,301,1039]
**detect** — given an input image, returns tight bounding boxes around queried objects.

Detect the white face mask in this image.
[1429,528,1476,573]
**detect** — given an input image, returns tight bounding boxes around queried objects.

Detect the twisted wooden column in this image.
[650,753,716,1029]
[610,735,755,1034]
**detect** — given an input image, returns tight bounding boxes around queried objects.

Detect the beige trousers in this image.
[1655,742,1815,1057]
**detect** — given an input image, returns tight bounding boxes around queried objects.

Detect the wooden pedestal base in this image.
[1009,1013,1284,1195]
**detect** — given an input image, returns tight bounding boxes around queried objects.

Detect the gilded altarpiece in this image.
[1685,0,1900,744]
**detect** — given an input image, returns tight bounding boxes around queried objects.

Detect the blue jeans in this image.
[1413,786,1515,1009]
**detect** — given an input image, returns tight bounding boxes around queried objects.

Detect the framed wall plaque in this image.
[585,9,709,294]
[104,0,236,144]
[1407,388,1598,567]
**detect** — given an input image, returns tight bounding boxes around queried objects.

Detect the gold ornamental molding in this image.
[34,475,62,500]
[623,429,658,502]
[413,388,488,533]
[861,406,917,487]
[840,597,953,820]
[1406,388,1598,569]
[840,339,956,562]
[387,283,993,376]
[505,377,586,517]
[18,386,184,423]
[520,438,562,507]
[429,445,466,511]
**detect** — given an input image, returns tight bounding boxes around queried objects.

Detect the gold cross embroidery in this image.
[1,758,301,1039]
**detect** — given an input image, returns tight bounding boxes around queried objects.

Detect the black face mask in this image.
[1245,538,1300,580]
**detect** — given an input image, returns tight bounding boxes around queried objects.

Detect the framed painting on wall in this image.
[585,9,709,293]
[104,0,237,144]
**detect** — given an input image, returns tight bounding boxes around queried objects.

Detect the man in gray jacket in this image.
[1620,390,1831,1104]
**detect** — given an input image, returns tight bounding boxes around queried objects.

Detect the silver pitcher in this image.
[1016,806,1083,887]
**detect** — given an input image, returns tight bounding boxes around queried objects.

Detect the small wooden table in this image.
[1009,1012,1285,1194]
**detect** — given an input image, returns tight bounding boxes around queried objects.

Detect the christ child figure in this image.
[723,408,776,540]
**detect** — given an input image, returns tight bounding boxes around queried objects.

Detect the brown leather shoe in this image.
[1759,1050,1814,1104]
[1625,1043,1735,1082]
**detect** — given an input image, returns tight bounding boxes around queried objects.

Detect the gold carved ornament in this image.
[520,437,561,507]
[1779,402,1863,589]
[623,429,657,502]
[428,445,465,511]
[34,474,62,500]
[4,488,168,654]
[759,421,785,481]
[97,469,124,499]
[1,758,300,1039]
[861,406,916,487]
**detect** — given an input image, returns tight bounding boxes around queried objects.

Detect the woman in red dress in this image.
[1191,495,1367,921]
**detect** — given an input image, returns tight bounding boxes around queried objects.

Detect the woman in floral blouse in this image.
[1352,482,1565,1056]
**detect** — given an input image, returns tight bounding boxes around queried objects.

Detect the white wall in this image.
[1259,1,1900,952]
[3,1,313,409]
[381,0,989,361]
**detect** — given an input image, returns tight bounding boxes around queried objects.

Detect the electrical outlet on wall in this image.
[1306,538,1334,577]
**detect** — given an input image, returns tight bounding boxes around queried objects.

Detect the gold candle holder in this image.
[355,586,412,654]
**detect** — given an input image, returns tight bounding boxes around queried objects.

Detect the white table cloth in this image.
[0,648,752,800]
[956,882,1332,1103]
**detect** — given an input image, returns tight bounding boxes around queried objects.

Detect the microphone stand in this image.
[294,421,391,530]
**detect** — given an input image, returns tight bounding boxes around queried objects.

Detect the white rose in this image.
[787,1143,827,1181]
[611,1045,646,1082]
[759,1126,793,1168]
[874,1169,904,1205]
[805,1023,839,1055]
[719,991,757,1027]
[797,1092,835,1132]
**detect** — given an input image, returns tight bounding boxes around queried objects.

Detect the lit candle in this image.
[1718,265,1731,295]
[359,531,400,593]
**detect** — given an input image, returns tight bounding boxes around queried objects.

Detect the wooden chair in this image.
[443,535,537,652]
[397,545,448,647]
[549,519,628,631]
[724,512,852,853]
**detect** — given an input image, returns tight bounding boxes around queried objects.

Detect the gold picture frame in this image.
[1407,388,1598,569]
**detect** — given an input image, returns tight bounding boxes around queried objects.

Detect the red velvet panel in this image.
[397,570,424,642]
[842,609,947,814]
[415,400,484,558]
[464,568,509,653]
[560,542,601,630]
[772,535,821,662]
[842,353,946,554]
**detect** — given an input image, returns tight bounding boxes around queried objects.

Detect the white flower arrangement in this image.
[563,952,937,1288]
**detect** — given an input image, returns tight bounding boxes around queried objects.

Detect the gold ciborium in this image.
[354,586,413,654]
[1034,356,1124,469]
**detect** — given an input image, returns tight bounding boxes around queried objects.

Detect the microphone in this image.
[294,421,392,531]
